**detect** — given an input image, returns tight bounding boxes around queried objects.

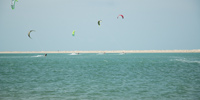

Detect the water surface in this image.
[0,53,200,100]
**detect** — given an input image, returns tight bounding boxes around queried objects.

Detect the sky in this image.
[0,0,200,51]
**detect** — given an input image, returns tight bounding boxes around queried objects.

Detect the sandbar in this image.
[0,50,200,54]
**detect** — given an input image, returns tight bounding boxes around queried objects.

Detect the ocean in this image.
[0,53,200,100]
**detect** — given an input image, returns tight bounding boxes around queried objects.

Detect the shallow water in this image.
[0,53,200,100]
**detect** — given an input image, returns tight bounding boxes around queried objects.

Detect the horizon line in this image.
[0,49,200,53]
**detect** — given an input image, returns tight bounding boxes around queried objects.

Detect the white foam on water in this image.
[69,53,78,55]
[31,55,44,57]
[174,58,200,64]
[119,53,125,55]
[97,53,104,55]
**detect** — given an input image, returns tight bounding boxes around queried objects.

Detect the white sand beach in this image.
[0,50,200,54]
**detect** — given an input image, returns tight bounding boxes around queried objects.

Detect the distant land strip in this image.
[0,50,200,53]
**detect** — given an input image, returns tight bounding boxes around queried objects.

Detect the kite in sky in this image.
[117,14,124,19]
[28,30,35,39]
[98,20,102,26]
[11,0,18,10]
[72,30,75,36]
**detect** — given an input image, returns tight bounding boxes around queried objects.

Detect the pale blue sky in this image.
[0,0,200,51]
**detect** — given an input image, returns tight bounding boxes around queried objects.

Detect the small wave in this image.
[31,55,44,57]
[0,56,29,59]
[174,58,200,64]
[104,60,108,62]
[97,53,104,55]
[119,53,125,55]
[69,53,79,55]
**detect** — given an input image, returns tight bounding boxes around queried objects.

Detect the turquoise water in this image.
[0,53,200,100]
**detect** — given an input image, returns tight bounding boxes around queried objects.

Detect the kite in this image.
[28,30,35,39]
[11,0,18,10]
[98,20,102,26]
[72,30,75,36]
[117,14,124,19]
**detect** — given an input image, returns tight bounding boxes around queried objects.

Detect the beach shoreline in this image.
[0,50,200,54]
